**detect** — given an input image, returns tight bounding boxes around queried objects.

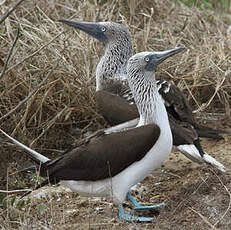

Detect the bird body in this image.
[1,124,159,205]
[47,50,179,203]
[62,138,166,205]
[51,124,161,205]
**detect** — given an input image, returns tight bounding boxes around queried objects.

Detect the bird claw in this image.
[133,202,166,211]
[118,205,154,222]
[127,191,166,211]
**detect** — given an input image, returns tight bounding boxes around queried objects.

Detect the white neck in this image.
[96,41,133,91]
[128,71,169,128]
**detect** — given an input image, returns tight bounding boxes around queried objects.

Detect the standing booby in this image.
[1,48,185,221]
[59,20,226,171]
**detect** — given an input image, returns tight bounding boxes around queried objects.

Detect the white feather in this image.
[203,153,226,172]
[176,144,226,172]
[0,129,49,163]
[104,118,139,134]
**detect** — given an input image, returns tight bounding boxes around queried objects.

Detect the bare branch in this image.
[212,170,231,228]
[0,59,61,122]
[5,31,64,75]
[0,27,20,80]
[0,0,26,25]
[189,207,218,230]
[30,106,68,147]
[0,189,32,194]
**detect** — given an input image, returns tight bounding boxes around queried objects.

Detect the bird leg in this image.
[127,191,165,211]
[118,204,154,222]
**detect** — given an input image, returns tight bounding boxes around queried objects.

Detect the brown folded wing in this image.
[41,124,160,181]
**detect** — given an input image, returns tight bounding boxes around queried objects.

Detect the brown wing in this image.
[95,89,199,148]
[168,114,198,146]
[168,114,205,157]
[41,124,160,181]
[96,90,138,125]
[158,81,194,124]
[158,81,230,139]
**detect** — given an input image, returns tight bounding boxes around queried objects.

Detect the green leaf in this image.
[16,199,25,210]
[37,203,48,215]
[26,198,31,205]
[11,196,16,207]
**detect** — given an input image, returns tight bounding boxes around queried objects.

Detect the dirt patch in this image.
[1,134,231,229]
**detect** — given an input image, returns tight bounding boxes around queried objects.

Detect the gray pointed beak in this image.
[59,19,107,42]
[153,46,185,66]
[146,47,185,71]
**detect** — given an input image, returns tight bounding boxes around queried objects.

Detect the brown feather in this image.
[159,82,230,139]
[40,124,160,181]
[96,90,198,146]
[96,90,138,125]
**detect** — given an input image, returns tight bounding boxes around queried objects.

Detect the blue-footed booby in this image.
[1,48,186,221]
[59,20,226,172]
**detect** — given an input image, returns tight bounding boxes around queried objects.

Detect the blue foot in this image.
[118,205,154,222]
[127,191,166,211]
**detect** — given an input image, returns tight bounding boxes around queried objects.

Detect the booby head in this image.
[59,20,132,45]
[127,47,185,74]
[59,19,134,91]
[127,47,184,127]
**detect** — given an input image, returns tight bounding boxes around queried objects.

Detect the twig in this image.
[0,0,26,25]
[5,31,64,75]
[0,59,61,122]
[179,18,188,33]
[30,106,67,147]
[212,170,231,228]
[0,189,32,194]
[172,176,210,215]
[6,168,9,220]
[193,61,226,113]
[189,207,218,230]
[182,78,201,110]
[0,27,20,80]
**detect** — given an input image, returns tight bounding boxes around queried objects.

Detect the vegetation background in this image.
[0,0,230,229]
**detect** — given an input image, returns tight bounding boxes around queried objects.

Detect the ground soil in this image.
[0,121,231,230]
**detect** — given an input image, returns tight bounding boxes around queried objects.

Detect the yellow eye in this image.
[145,57,149,62]
[101,26,106,32]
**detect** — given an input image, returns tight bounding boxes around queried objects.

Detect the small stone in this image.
[95,207,104,213]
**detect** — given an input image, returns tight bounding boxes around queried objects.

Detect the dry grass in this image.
[0,0,230,145]
[0,0,231,229]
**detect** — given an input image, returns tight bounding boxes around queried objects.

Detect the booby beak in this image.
[59,19,107,43]
[146,46,185,71]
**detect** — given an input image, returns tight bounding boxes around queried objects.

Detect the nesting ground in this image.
[1,136,231,230]
[0,0,231,229]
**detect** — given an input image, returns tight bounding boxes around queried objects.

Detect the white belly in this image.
[61,126,172,205]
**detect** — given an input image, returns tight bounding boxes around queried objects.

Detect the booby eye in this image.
[144,57,150,62]
[101,26,106,32]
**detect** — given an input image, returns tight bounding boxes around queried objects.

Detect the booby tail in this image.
[169,114,226,172]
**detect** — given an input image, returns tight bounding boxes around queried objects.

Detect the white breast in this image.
[62,100,172,205]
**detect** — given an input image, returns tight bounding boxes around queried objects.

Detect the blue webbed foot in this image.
[118,204,154,222]
[127,191,166,211]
